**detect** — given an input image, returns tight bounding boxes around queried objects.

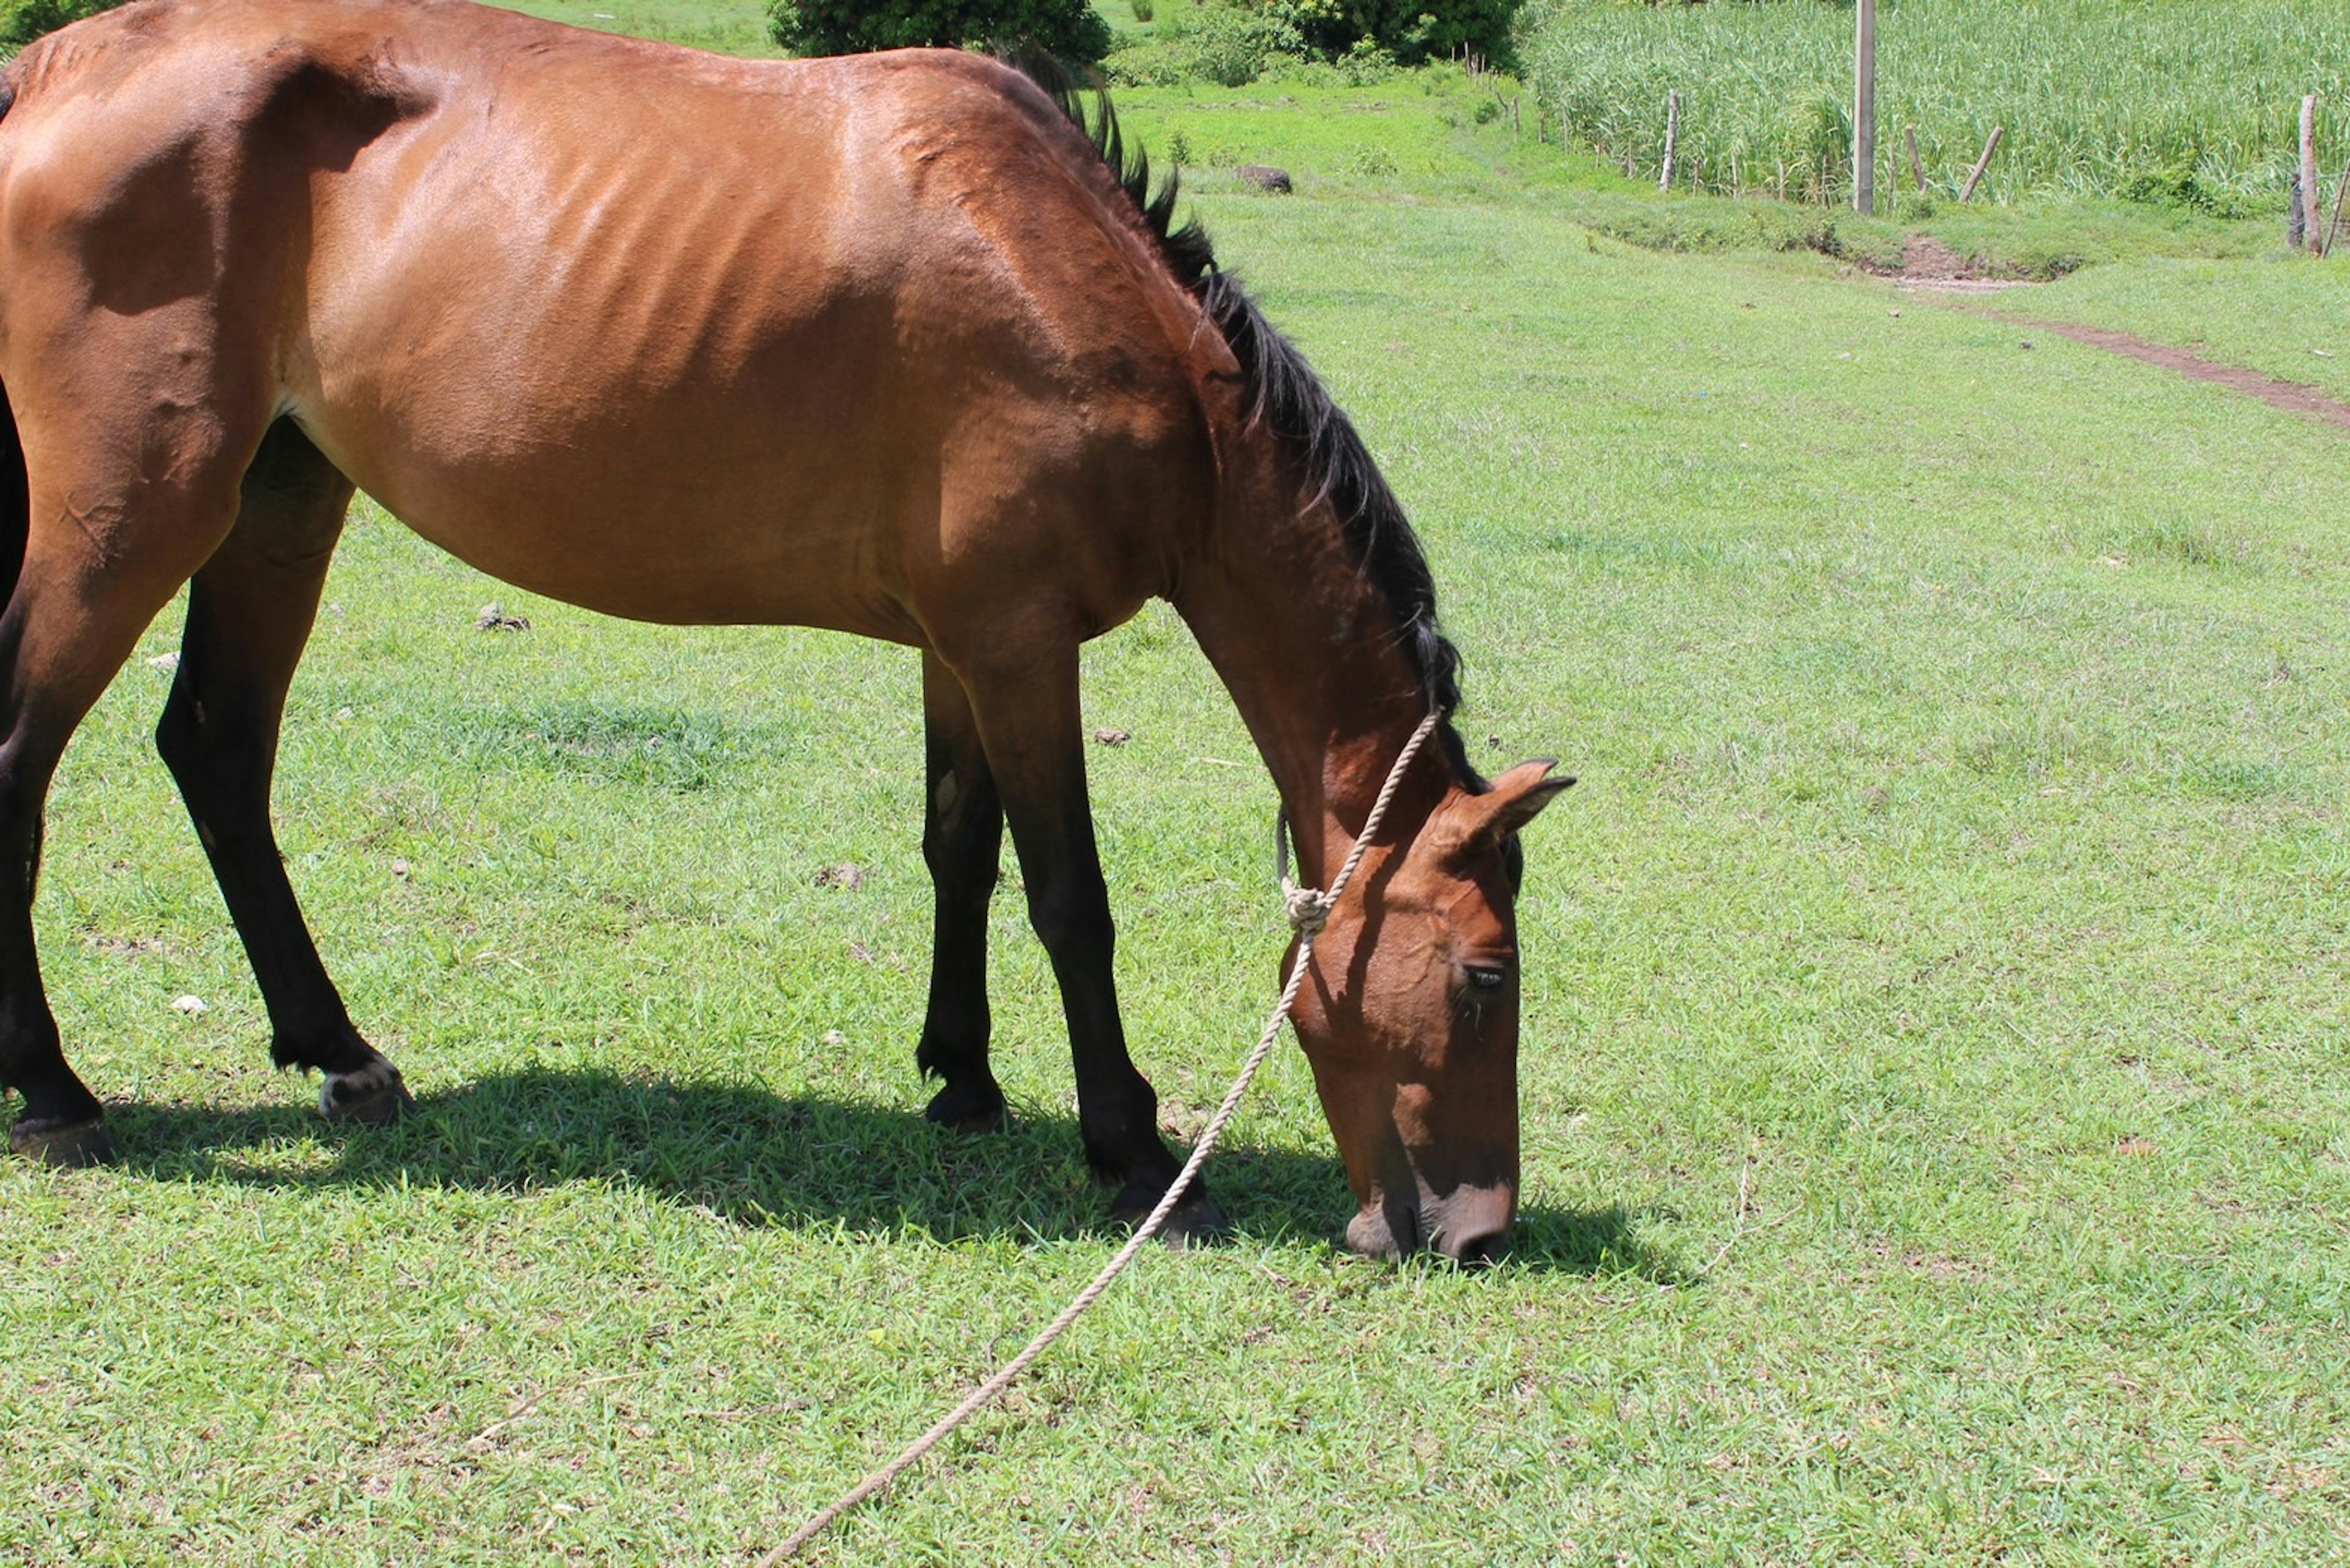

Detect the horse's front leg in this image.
[914,649,1009,1132]
[152,421,409,1123]
[944,641,1226,1240]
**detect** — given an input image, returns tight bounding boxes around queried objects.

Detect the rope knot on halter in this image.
[1283,885,1334,936]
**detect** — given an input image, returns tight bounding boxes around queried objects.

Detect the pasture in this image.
[5,15,2350,1566]
[1520,0,2349,207]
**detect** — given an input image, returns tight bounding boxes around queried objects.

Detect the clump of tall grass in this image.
[1518,0,2350,207]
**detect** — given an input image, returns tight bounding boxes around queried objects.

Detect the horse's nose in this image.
[1427,1184,1515,1263]
[1345,1198,1419,1260]
[1346,1186,1513,1261]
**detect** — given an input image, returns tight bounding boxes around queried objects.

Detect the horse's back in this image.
[0,0,1214,640]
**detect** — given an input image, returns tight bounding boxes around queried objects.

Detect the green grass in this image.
[2016,250,2350,401]
[484,0,783,53]
[1113,72,2296,278]
[7,12,2350,1565]
[1520,0,2350,208]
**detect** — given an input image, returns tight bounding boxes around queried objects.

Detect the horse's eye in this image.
[1464,965,1509,991]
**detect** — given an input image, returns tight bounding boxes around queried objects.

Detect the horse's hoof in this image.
[1154,1193,1233,1250]
[321,1060,414,1126]
[923,1080,1009,1135]
[1111,1175,1231,1249]
[9,1116,117,1168]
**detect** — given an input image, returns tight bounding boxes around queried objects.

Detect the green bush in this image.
[2118,161,2244,218]
[1103,1,1305,87]
[767,0,1111,61]
[1,0,124,48]
[1288,0,1524,67]
[1105,0,1502,84]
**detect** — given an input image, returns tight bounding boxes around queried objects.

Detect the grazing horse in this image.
[0,0,1567,1258]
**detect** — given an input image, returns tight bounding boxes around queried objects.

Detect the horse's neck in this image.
[1172,481,1444,890]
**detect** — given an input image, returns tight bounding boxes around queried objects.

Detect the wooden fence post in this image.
[1854,0,1876,214]
[1662,89,1680,193]
[1960,125,2004,203]
[2302,95,2322,253]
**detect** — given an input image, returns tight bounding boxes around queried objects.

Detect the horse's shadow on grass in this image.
[103,1067,1671,1277]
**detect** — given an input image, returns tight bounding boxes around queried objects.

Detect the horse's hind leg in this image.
[153,420,408,1124]
[0,409,249,1163]
[914,650,1008,1132]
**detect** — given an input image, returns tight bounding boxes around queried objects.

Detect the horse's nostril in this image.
[1445,1226,1507,1265]
[1428,1187,1515,1264]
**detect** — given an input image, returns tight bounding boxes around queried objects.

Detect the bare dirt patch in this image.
[1870,234,2039,294]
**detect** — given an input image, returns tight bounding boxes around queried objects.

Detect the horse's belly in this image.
[297,263,933,633]
[304,405,928,638]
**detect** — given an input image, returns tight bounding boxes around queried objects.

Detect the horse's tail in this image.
[0,74,22,611]
[0,381,24,612]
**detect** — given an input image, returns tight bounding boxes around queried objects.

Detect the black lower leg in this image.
[157,675,377,1077]
[154,429,394,1110]
[915,654,1007,1132]
[955,644,1223,1241]
[1026,861,1223,1242]
[0,783,110,1163]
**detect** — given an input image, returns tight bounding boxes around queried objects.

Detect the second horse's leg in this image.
[914,649,1009,1132]
[153,421,408,1122]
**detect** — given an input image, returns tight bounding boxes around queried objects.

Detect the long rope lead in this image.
[762,709,1442,1562]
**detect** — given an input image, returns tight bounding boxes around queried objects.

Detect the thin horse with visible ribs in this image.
[0,0,1567,1258]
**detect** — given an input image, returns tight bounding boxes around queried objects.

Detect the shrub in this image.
[1179,2,1307,86]
[1128,0,1154,20]
[1,0,123,48]
[1288,0,1524,68]
[1103,1,1305,88]
[2118,162,2243,218]
[767,0,1111,61]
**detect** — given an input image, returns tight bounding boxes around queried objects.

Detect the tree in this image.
[767,0,1112,62]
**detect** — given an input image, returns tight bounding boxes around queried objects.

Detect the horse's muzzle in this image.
[1345,1182,1515,1263]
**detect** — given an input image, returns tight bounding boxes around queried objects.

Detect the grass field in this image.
[1520,0,2350,209]
[5,7,2350,1563]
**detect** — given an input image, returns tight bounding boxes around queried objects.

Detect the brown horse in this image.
[0,0,1567,1258]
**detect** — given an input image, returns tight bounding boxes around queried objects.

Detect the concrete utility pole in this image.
[1854,0,1876,214]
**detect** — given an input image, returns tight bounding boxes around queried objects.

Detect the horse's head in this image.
[1288,760,1570,1261]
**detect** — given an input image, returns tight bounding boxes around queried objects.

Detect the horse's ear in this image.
[1434,760,1572,862]
[1479,760,1573,842]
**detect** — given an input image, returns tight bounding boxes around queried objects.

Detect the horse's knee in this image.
[154,688,230,802]
[1024,873,1112,961]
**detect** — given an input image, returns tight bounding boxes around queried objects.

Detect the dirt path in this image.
[1871,235,2350,433]
[1999,319,2350,433]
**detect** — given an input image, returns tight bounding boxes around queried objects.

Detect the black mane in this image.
[1001,51,1477,785]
